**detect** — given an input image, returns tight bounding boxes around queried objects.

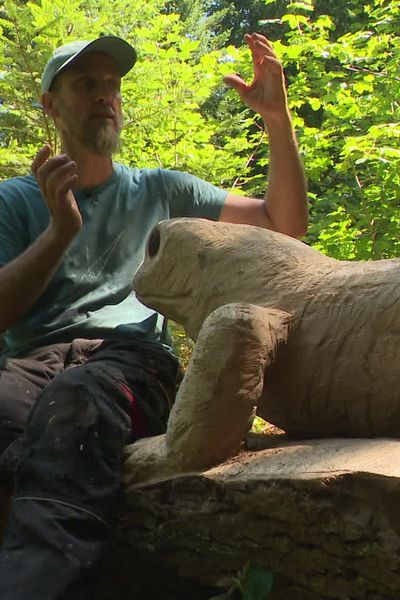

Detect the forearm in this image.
[0,226,74,332]
[262,109,308,238]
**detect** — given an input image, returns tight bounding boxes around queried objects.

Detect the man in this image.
[0,34,307,598]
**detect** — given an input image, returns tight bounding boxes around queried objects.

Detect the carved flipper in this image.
[123,303,291,487]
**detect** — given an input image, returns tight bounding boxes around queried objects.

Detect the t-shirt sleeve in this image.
[157,169,228,220]
[0,187,27,267]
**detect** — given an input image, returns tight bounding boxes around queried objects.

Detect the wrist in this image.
[44,222,79,251]
[261,109,298,144]
[260,106,292,129]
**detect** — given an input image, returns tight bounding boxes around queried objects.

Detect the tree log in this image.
[100,435,400,599]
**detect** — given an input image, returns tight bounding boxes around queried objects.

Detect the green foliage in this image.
[168,320,193,369]
[0,0,258,191]
[208,563,274,599]
[0,0,399,261]
[163,0,230,52]
[162,0,400,260]
[241,564,273,600]
[262,0,400,259]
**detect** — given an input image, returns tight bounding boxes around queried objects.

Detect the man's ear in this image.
[41,91,60,118]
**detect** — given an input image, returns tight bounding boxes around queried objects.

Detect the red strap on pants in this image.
[118,383,148,439]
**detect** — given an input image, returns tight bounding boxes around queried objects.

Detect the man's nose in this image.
[94,81,118,103]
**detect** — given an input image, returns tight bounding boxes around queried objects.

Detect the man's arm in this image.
[220,33,308,238]
[0,146,81,332]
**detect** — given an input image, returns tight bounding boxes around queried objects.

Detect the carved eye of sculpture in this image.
[147,225,161,258]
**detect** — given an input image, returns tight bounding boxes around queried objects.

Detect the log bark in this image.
[99,435,400,600]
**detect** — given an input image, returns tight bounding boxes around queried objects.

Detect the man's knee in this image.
[15,365,132,507]
[25,364,131,454]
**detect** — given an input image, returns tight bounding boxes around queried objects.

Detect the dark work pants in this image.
[0,338,180,600]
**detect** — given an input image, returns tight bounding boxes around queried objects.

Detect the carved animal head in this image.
[133,218,333,339]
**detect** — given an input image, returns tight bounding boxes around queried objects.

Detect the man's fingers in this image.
[31,145,52,176]
[35,155,72,190]
[252,42,276,66]
[250,33,273,46]
[225,56,282,87]
[56,174,79,203]
[258,55,283,73]
[245,33,273,49]
[43,160,77,196]
[255,41,275,59]
[245,33,277,65]
[30,147,81,236]
[33,153,77,211]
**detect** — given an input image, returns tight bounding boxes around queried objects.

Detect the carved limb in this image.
[123,303,291,487]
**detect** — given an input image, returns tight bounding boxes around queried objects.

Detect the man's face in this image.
[48,52,123,156]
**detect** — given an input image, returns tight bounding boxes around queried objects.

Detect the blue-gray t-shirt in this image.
[0,163,227,354]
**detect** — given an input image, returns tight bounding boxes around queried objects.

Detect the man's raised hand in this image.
[224,33,289,123]
[32,145,83,241]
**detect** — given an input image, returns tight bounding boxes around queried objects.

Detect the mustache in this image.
[90,110,116,118]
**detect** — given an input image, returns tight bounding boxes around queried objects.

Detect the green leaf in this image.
[287,1,314,13]
[282,13,309,28]
[242,564,274,600]
[309,97,322,110]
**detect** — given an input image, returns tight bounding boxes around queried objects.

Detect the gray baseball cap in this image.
[41,35,137,93]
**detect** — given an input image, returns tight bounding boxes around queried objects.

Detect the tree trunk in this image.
[98,435,400,599]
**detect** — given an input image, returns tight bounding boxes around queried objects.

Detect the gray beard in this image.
[80,121,121,156]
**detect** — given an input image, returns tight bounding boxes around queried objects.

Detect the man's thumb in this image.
[223,74,247,94]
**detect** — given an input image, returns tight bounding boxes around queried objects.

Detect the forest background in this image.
[0,0,399,360]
